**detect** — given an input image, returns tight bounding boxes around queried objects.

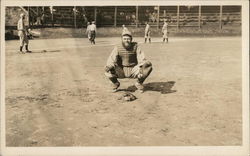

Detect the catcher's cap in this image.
[20,13,25,17]
[122,29,132,38]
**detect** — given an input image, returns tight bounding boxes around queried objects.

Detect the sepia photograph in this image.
[1,0,249,155]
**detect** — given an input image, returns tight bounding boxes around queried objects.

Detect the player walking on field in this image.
[162,20,168,43]
[89,21,96,44]
[104,30,153,93]
[17,13,31,53]
[86,22,91,42]
[144,22,151,43]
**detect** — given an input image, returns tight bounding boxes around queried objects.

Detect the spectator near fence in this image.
[149,12,157,23]
[35,15,42,25]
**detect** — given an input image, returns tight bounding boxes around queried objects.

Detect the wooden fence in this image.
[22,6,242,29]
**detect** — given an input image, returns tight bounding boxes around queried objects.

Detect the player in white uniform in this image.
[86,22,91,41]
[162,20,168,43]
[122,24,129,34]
[144,22,151,43]
[89,21,97,44]
[17,13,31,53]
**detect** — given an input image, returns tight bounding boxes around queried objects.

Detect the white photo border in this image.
[1,0,249,156]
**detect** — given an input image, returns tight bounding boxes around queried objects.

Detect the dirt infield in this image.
[5,37,242,146]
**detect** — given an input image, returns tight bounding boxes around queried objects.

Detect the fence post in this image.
[74,6,77,28]
[198,5,201,29]
[42,7,44,26]
[136,6,138,27]
[51,6,54,27]
[28,6,30,27]
[177,5,179,30]
[114,6,117,27]
[219,5,223,29]
[157,5,160,29]
[94,7,97,23]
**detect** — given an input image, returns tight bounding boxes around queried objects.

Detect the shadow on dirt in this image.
[126,81,176,94]
[30,50,61,53]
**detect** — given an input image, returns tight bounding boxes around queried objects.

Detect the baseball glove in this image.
[118,92,137,102]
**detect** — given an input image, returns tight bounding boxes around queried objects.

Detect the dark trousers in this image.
[90,31,96,42]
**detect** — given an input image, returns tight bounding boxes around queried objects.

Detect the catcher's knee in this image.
[142,61,152,70]
[104,72,114,78]
[104,66,117,78]
[139,61,153,78]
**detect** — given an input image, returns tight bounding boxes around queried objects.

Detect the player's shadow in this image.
[31,50,61,53]
[126,81,176,94]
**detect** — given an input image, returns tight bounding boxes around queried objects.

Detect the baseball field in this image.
[5,36,242,146]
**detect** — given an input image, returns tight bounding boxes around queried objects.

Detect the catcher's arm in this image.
[136,45,147,67]
[105,46,118,72]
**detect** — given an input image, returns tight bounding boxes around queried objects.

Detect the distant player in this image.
[162,20,168,43]
[17,13,31,53]
[86,22,91,41]
[89,21,96,44]
[144,22,151,43]
[122,24,129,34]
[104,30,153,93]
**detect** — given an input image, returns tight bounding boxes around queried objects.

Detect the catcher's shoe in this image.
[135,82,144,93]
[112,82,120,93]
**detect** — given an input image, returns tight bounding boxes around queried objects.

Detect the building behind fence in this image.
[6,5,241,29]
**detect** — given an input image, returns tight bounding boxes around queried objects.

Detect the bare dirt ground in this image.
[5,37,242,146]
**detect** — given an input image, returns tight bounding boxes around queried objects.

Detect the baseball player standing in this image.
[162,20,168,43]
[17,13,31,53]
[104,30,153,93]
[89,21,96,44]
[86,22,91,42]
[144,22,151,43]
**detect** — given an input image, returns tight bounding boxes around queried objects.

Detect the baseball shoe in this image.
[135,82,144,93]
[112,82,120,93]
[26,50,32,53]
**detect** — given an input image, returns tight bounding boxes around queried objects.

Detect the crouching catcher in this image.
[104,30,153,93]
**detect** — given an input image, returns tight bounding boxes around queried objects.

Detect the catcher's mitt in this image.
[118,92,137,102]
